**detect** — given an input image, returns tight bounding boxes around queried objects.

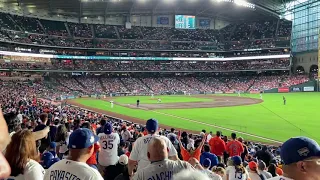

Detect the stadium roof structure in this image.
[1,0,294,21]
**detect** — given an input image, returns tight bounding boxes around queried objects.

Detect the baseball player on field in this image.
[97,123,120,177]
[44,128,103,180]
[132,137,194,180]
[128,119,179,176]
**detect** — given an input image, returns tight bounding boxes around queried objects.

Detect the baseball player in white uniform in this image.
[157,98,162,103]
[128,119,178,176]
[110,101,114,108]
[132,137,194,180]
[260,92,263,100]
[97,123,120,172]
[44,128,103,180]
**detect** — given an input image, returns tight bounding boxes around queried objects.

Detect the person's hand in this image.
[188,157,200,167]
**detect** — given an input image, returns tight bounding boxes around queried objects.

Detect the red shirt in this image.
[226,140,244,157]
[209,136,226,156]
[86,143,100,165]
[180,145,201,161]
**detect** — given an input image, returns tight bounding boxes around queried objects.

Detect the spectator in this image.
[121,125,132,142]
[268,137,320,180]
[238,137,248,162]
[213,167,226,179]
[207,131,213,143]
[268,163,278,177]
[54,124,69,159]
[200,144,219,169]
[96,119,106,135]
[128,119,178,176]
[247,161,266,180]
[226,133,244,157]
[114,155,130,180]
[97,123,120,176]
[179,132,206,161]
[167,128,177,140]
[209,131,226,162]
[34,113,51,153]
[254,145,274,167]
[225,156,248,180]
[132,137,194,180]
[44,128,103,180]
[258,160,272,179]
[201,158,222,180]
[5,130,45,180]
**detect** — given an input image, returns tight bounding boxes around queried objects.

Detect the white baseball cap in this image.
[119,154,128,165]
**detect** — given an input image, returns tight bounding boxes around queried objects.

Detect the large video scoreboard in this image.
[175,15,195,29]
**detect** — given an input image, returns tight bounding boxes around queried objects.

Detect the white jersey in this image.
[129,134,178,171]
[268,176,294,180]
[5,159,45,180]
[98,132,120,166]
[44,159,103,180]
[132,159,194,180]
[226,166,249,180]
[202,169,222,180]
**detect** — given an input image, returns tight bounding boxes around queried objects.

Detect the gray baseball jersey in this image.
[132,159,194,180]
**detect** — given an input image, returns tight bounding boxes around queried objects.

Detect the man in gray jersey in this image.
[132,137,194,180]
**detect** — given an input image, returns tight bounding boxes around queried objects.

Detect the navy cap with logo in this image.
[104,123,113,135]
[68,128,99,149]
[146,119,158,133]
[281,136,320,165]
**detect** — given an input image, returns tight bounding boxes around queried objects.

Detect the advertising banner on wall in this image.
[303,86,315,92]
[291,87,301,92]
[278,87,289,93]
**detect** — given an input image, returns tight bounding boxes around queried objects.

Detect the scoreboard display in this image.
[175,15,195,29]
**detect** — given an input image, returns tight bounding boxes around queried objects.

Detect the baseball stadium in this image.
[0,0,320,179]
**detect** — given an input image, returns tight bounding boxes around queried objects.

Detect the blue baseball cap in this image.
[48,158,60,168]
[281,136,320,165]
[203,158,211,168]
[50,142,56,149]
[103,123,113,135]
[41,152,54,169]
[146,119,158,133]
[232,156,242,166]
[68,128,99,149]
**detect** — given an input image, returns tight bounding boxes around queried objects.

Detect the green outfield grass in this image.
[73,93,320,143]
[113,95,212,104]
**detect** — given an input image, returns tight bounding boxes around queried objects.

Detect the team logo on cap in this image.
[90,136,94,143]
[298,147,310,156]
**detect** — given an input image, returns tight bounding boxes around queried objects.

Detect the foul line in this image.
[131,105,282,144]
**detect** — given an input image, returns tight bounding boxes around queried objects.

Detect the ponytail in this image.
[235,165,246,174]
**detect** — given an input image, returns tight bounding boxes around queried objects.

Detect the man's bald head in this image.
[147,137,168,161]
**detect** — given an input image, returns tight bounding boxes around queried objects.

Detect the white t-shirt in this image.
[268,176,294,180]
[207,134,212,143]
[44,159,103,180]
[248,171,262,180]
[98,132,120,166]
[226,166,249,180]
[132,159,194,180]
[202,169,222,180]
[129,134,178,171]
[5,159,45,180]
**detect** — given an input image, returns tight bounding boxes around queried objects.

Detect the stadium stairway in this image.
[114,26,120,39]
[64,22,72,37]
[98,78,106,91]
[138,78,152,91]
[74,77,87,89]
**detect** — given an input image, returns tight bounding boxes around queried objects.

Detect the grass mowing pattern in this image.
[74,93,320,143]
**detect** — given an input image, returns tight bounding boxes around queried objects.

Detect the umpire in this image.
[137,99,140,107]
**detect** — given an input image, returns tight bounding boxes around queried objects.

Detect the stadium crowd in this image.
[0,58,291,71]
[0,12,291,51]
[0,77,318,180]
